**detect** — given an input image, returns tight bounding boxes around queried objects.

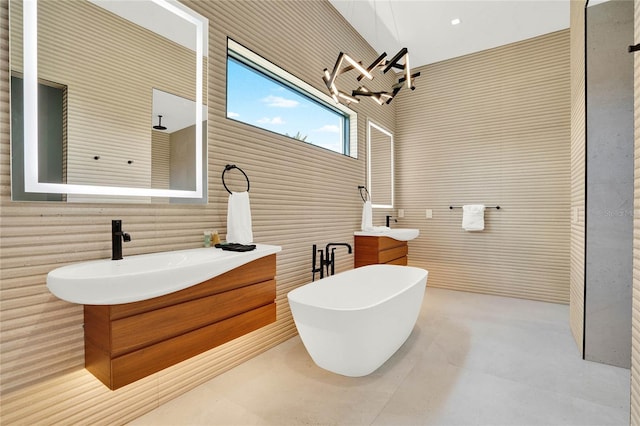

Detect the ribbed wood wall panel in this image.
[632,0,640,423]
[9,0,196,189]
[0,0,397,423]
[395,30,570,303]
[569,0,586,354]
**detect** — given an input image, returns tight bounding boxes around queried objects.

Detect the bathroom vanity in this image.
[81,253,277,390]
[354,236,408,267]
[353,228,419,268]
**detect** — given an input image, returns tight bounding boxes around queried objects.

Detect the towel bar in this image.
[449,205,500,210]
[222,164,250,194]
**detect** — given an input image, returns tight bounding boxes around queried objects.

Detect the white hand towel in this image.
[361,201,373,231]
[462,204,486,231]
[226,191,253,244]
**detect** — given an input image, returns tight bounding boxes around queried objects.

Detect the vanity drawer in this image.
[86,303,276,390]
[385,256,408,266]
[108,254,276,320]
[109,279,275,356]
[379,245,408,264]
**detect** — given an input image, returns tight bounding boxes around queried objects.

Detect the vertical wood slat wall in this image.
[632,0,640,423]
[0,0,396,424]
[394,30,571,303]
[570,0,587,355]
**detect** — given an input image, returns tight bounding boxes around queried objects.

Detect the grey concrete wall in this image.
[585,0,634,368]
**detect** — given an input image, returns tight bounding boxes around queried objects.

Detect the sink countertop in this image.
[46,244,282,305]
[354,228,419,241]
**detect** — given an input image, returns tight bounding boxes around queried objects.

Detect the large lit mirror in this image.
[9,0,208,202]
[367,120,394,208]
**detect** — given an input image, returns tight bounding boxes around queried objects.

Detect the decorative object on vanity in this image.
[222,164,253,244]
[311,243,352,281]
[289,265,428,376]
[211,230,221,245]
[322,48,420,105]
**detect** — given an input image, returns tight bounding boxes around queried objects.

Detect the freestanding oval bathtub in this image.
[287,264,428,377]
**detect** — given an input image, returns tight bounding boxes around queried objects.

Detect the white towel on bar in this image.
[226,191,253,244]
[361,201,373,231]
[462,204,486,231]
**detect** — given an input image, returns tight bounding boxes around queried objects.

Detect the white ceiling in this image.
[328,0,570,68]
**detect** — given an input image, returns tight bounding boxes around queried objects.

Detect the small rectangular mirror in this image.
[367,120,394,208]
[9,0,208,202]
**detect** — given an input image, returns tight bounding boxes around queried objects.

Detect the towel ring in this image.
[222,164,250,194]
[358,186,370,203]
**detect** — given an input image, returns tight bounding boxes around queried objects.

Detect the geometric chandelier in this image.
[322,48,420,105]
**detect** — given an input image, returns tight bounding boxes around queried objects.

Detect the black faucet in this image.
[325,243,352,277]
[311,242,353,281]
[311,244,325,281]
[112,219,131,260]
[386,215,397,227]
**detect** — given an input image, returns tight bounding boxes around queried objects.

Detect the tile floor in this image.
[130,288,630,425]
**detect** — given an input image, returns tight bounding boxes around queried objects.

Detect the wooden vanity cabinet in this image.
[354,236,408,267]
[84,254,277,390]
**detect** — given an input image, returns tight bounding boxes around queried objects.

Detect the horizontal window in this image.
[226,39,357,157]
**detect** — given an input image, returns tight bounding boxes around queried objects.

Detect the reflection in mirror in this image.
[367,121,394,208]
[9,0,208,202]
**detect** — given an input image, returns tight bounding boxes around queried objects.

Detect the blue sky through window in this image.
[227,57,347,154]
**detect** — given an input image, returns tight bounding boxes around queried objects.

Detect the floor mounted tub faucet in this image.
[311,242,353,281]
[324,243,352,277]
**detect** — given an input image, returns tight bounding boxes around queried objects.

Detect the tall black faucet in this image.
[112,220,131,260]
[311,244,325,281]
[311,243,353,281]
[324,243,352,277]
[386,215,397,227]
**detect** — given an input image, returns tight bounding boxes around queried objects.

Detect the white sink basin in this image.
[354,228,420,241]
[46,244,282,305]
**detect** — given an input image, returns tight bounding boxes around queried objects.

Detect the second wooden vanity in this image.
[84,254,277,390]
[354,236,408,267]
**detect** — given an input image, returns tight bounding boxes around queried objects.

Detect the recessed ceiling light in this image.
[451,18,461,25]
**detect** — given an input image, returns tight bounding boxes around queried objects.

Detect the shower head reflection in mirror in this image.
[13,0,208,201]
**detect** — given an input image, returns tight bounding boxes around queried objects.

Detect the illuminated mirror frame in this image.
[21,0,207,198]
[367,120,394,208]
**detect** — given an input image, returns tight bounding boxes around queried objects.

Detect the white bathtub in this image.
[287,264,428,376]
